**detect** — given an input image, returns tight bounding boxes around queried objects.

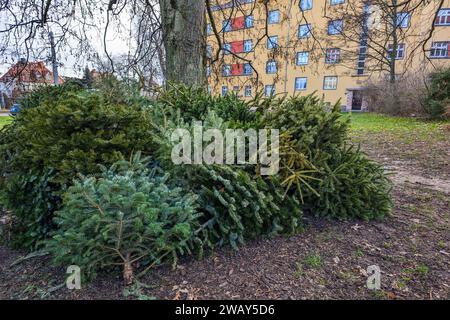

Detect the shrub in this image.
[423,68,450,119]
[363,77,427,117]
[263,94,392,220]
[46,154,200,283]
[0,90,155,249]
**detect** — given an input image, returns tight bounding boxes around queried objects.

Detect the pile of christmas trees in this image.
[0,84,392,282]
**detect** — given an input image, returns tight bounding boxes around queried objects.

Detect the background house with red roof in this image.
[0,59,63,109]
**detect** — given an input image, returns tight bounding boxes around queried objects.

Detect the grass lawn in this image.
[346,112,448,140]
[347,113,450,179]
[0,116,13,129]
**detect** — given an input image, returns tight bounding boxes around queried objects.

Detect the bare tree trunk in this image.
[159,0,206,86]
[389,0,398,85]
[389,0,399,109]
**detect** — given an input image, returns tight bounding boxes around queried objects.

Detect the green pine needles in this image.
[46,153,200,283]
[0,84,393,283]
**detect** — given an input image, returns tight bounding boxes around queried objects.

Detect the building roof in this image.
[0,60,64,84]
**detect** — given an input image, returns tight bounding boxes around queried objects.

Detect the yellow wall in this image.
[206,0,450,108]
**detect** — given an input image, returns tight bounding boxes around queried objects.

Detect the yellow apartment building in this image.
[206,0,450,110]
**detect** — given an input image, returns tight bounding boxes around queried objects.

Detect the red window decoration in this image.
[231,63,244,75]
[230,41,244,53]
[231,16,245,30]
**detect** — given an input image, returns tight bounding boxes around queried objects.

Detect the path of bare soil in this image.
[0,126,449,300]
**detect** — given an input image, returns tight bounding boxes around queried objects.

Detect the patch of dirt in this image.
[389,166,450,194]
[351,130,450,180]
[1,184,449,300]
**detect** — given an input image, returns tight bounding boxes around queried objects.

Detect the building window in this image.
[387,43,405,60]
[323,76,338,90]
[330,0,345,4]
[268,10,280,24]
[328,19,343,35]
[245,15,254,28]
[206,66,211,77]
[357,66,365,75]
[244,85,252,97]
[222,64,231,76]
[296,51,309,65]
[267,36,278,49]
[244,40,253,52]
[356,45,367,75]
[222,86,228,96]
[298,24,312,38]
[265,85,275,97]
[206,23,212,35]
[300,0,313,11]
[430,41,449,58]
[243,63,253,75]
[223,43,231,54]
[295,77,307,90]
[207,86,211,94]
[435,9,450,26]
[206,45,212,58]
[266,60,277,74]
[325,48,340,63]
[233,86,240,93]
[396,12,410,28]
[223,19,232,32]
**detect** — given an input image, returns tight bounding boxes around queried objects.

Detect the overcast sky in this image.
[0,7,133,78]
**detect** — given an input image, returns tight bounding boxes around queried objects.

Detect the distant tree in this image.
[82,67,93,89]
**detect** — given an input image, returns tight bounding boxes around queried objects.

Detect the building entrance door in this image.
[352,91,363,111]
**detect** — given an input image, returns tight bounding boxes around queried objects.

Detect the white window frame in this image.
[222,64,231,77]
[396,12,410,28]
[296,51,309,65]
[243,40,253,52]
[298,24,312,38]
[295,77,307,91]
[268,10,280,24]
[430,41,449,58]
[244,85,252,97]
[435,9,450,26]
[245,15,254,28]
[300,0,313,11]
[222,86,228,96]
[267,36,278,49]
[328,19,343,35]
[325,48,340,63]
[323,76,338,90]
[243,63,253,75]
[223,43,231,55]
[387,43,405,60]
[223,19,232,32]
[265,85,275,97]
[266,60,277,74]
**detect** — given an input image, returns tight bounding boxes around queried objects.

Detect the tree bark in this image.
[159,0,206,86]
